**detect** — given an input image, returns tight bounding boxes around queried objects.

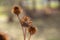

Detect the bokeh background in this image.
[0,0,60,40]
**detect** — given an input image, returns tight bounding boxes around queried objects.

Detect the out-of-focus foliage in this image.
[50,1,59,8]
[0,6,5,12]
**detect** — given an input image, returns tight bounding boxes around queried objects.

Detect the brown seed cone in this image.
[0,32,9,40]
[20,16,32,27]
[28,26,36,35]
[12,5,22,16]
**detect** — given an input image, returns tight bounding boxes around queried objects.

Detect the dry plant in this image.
[0,32,9,40]
[28,26,36,40]
[11,5,37,40]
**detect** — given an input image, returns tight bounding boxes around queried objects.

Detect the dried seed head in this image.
[28,26,36,35]
[12,6,22,16]
[0,34,6,40]
[20,16,32,27]
[0,32,8,40]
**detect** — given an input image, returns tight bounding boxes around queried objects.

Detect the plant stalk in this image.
[17,15,26,40]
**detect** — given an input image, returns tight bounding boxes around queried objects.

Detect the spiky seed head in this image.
[28,26,36,35]
[12,6,22,16]
[20,16,32,27]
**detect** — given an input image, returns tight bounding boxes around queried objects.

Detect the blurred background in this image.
[0,0,60,40]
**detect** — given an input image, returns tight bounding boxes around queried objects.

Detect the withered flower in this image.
[28,26,36,35]
[20,16,32,27]
[12,5,22,16]
[0,32,9,40]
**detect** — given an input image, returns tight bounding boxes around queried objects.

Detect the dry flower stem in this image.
[24,27,27,40]
[17,15,26,40]
[28,34,31,40]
